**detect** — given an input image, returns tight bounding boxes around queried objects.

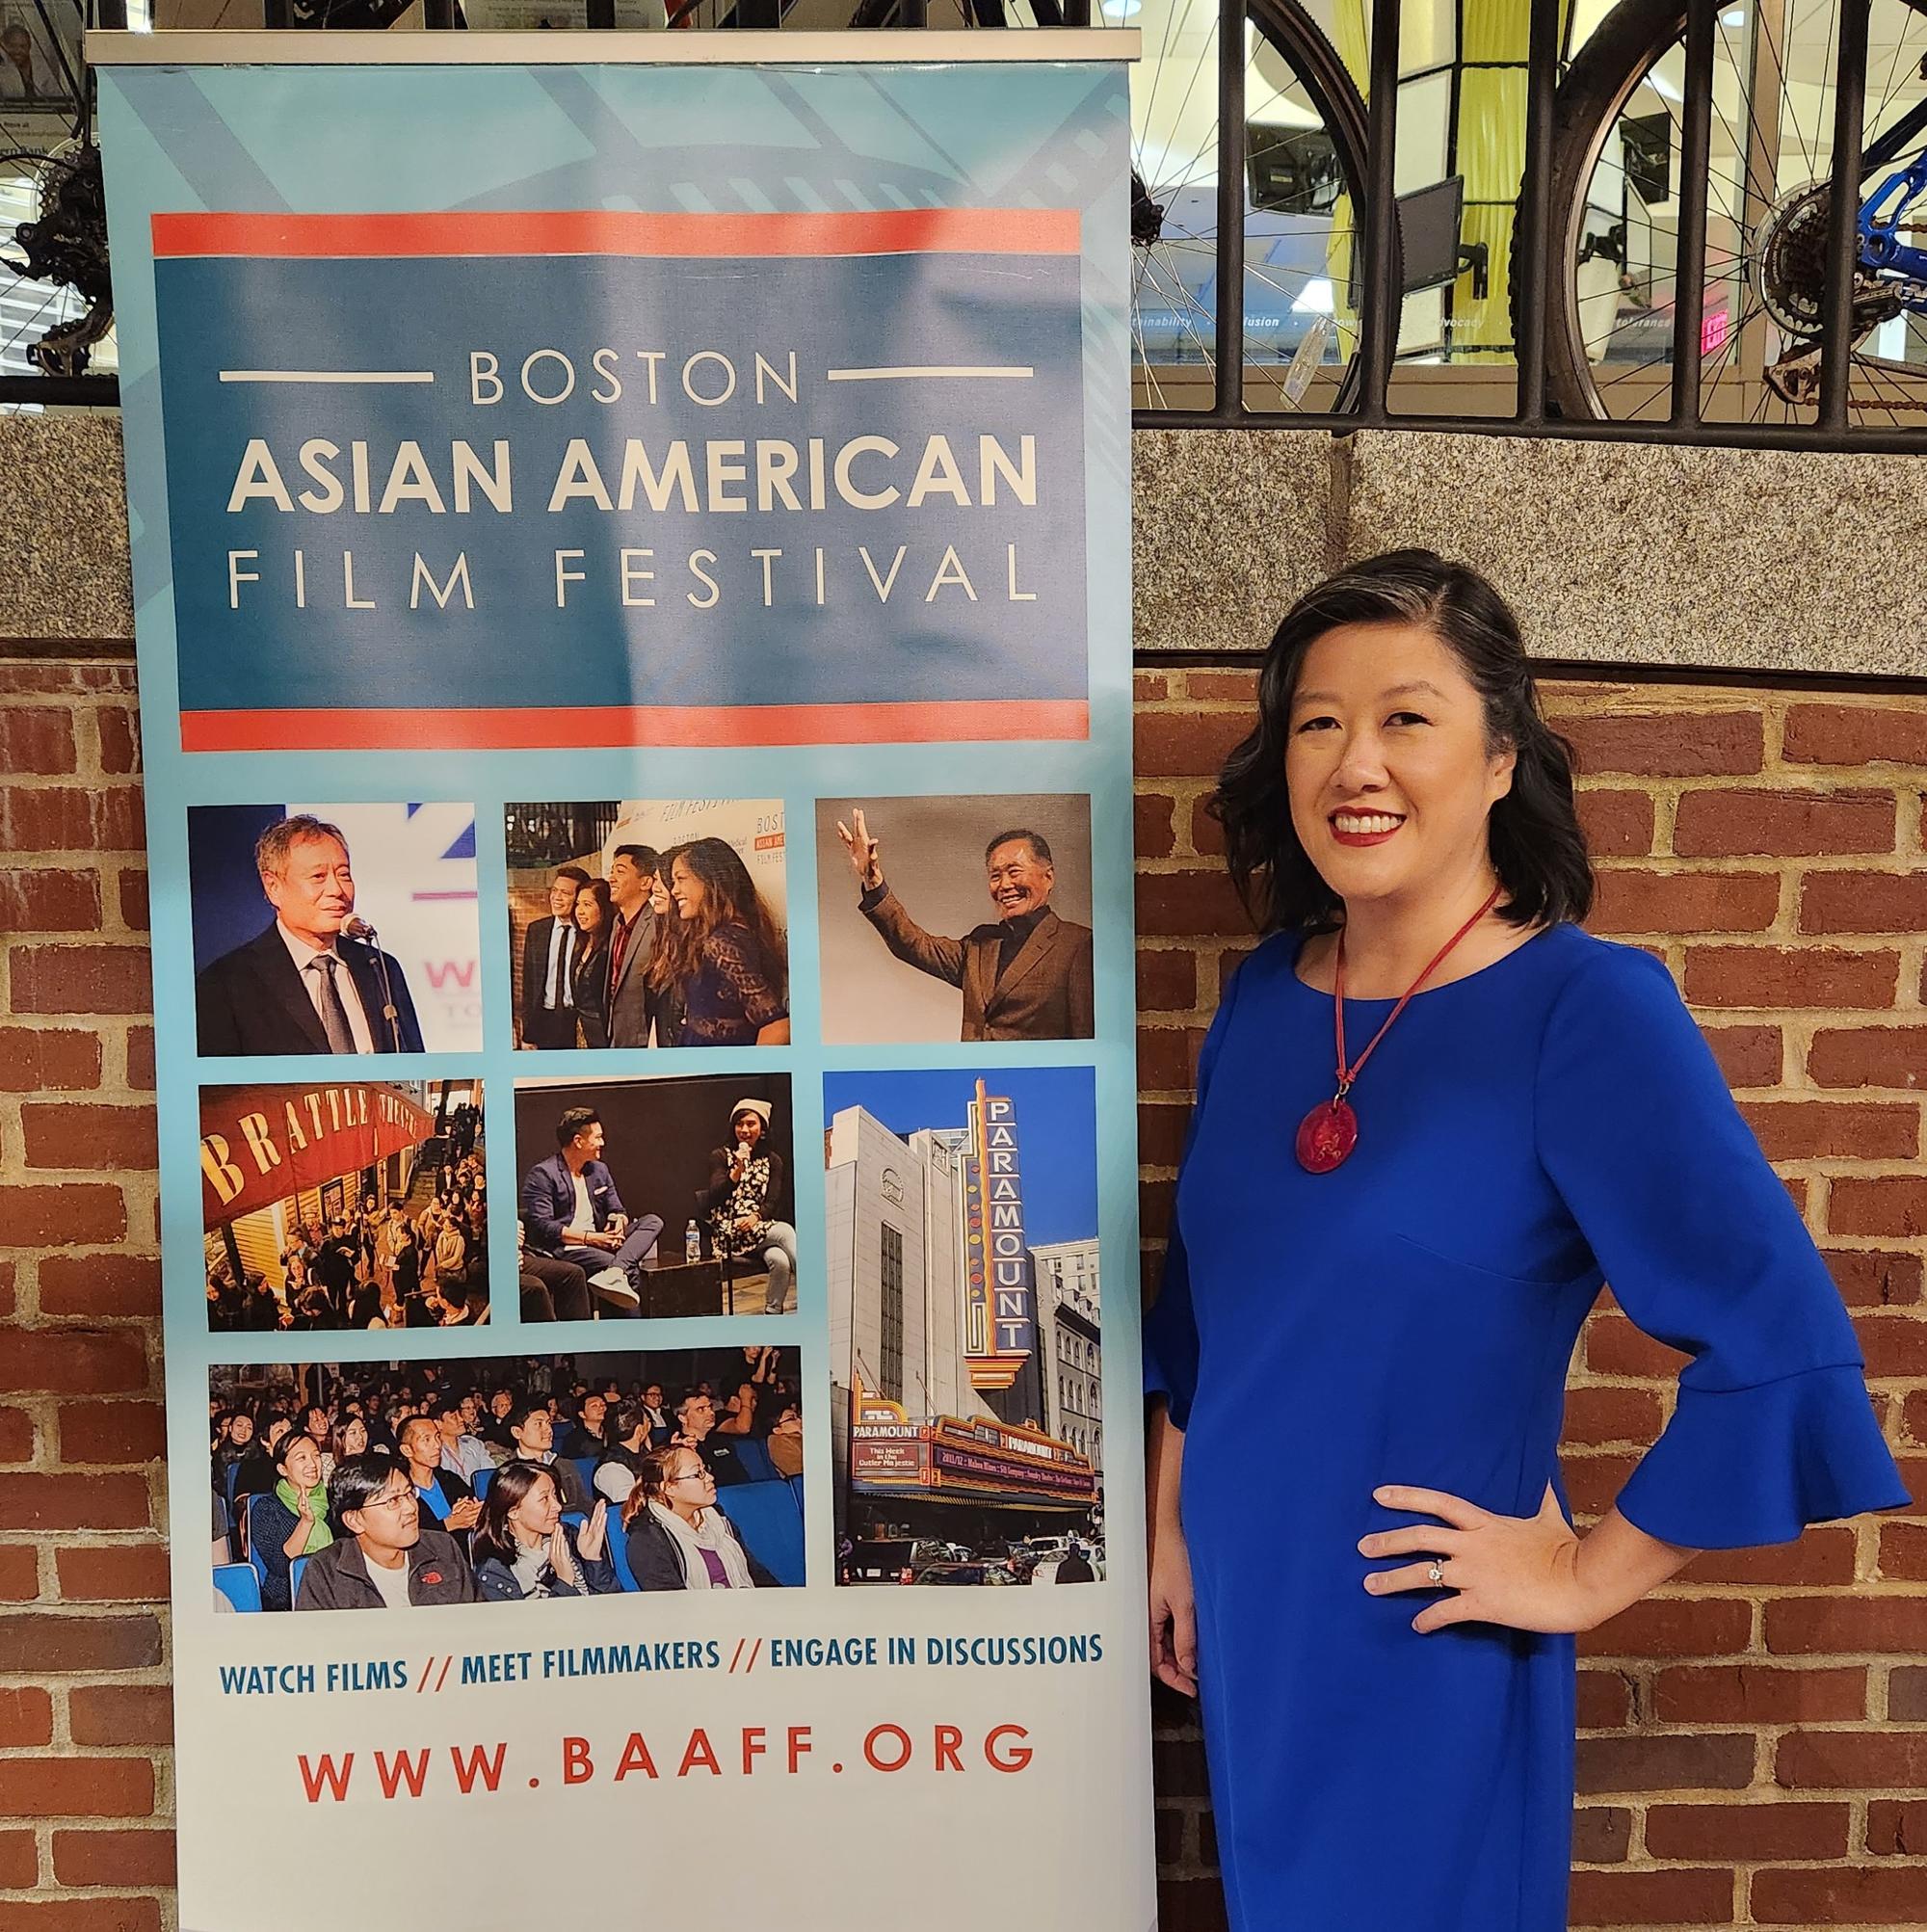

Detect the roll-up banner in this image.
[94,27,1151,1930]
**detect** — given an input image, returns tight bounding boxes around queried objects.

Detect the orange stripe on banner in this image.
[150,208,1080,259]
[178,701,1089,752]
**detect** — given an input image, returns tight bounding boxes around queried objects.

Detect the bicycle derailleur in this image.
[3,144,114,379]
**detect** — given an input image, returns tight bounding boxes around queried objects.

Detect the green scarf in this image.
[275,1477,333,1554]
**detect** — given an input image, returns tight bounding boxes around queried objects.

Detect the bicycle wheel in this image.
[840,0,1386,412]
[0,141,114,398]
[1533,0,1927,425]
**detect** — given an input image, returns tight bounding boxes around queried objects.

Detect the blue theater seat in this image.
[734,1437,778,1485]
[720,1481,804,1587]
[214,1563,261,1614]
[290,1555,308,1604]
[470,1468,492,1499]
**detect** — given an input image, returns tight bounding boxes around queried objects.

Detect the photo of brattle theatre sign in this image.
[826,1068,1102,1584]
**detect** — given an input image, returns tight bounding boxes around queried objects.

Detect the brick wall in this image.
[1138,666,1927,1930]
[2,656,1923,1929]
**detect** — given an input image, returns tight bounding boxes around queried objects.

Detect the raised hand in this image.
[446,1495,482,1532]
[835,808,884,891]
[578,1499,608,1562]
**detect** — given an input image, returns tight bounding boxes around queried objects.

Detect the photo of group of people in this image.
[201,1079,487,1333]
[506,800,788,1050]
[826,1066,1103,1586]
[190,803,482,1057]
[513,1073,796,1320]
[208,1348,805,1612]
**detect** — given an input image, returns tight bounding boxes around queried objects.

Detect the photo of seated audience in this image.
[504,799,788,1049]
[514,1073,796,1318]
[202,1078,487,1332]
[208,1346,805,1613]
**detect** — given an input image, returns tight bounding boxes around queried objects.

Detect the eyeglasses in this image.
[667,1468,711,1486]
[360,1489,416,1512]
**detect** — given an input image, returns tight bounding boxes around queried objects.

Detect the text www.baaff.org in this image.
[299,1724,1035,1802]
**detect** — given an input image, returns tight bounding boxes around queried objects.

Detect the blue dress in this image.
[1144,921,1909,1932]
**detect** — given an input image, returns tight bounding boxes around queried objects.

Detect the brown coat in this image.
[859,889,1095,1041]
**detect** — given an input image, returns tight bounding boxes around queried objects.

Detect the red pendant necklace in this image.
[1294,886,1506,1175]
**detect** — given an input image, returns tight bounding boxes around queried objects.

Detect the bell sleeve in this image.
[1143,960,1242,1434]
[1535,943,1910,1549]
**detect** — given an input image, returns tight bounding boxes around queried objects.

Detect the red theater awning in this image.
[199,1084,435,1226]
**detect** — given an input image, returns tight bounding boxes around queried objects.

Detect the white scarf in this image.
[647,1498,753,1590]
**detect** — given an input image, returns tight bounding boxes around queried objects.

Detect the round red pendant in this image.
[1295,1097,1359,1174]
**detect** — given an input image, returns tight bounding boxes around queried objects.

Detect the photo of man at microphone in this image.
[190,805,482,1057]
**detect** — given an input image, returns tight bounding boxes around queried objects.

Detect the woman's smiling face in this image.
[1284,622,1515,912]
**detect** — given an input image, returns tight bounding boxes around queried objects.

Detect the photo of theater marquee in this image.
[826,1068,1103,1585]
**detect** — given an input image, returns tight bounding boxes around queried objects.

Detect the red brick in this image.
[1673,787,1896,858]
[0,1828,34,1888]
[1703,1023,1782,1087]
[1565,709,1764,778]
[1904,1390,1927,1444]
[1859,1313,1927,1376]
[54,1543,169,1602]
[38,1257,163,1321]
[1189,795,1226,858]
[1558,1386,1662,1445]
[66,1685,172,1748]
[0,1547,34,1600]
[0,1260,13,1319]
[1582,1311,1690,1378]
[0,705,76,773]
[19,1104,158,1174]
[0,1613,160,1677]
[1879,1521,1927,1580]
[94,704,141,775]
[1575,789,1655,858]
[1139,1178,1174,1249]
[1865,1798,1927,1856]
[1683,1531,1860,1588]
[1137,949,1197,1013]
[1823,1248,1923,1308]
[0,1688,51,1748]
[1783,701,1927,766]
[0,1472,150,1533]
[8,945,153,1016]
[1135,793,1175,860]
[1133,670,1168,701]
[1575,1669,1634,1730]
[0,1408,30,1463]
[58,1401,165,1464]
[51,1829,174,1888]
[1139,1102,1191,1171]
[1800,868,1927,935]
[1135,869,1252,939]
[1829,1177,1927,1239]
[1653,1663,1867,1725]
[1890,1666,1927,1719]
[1134,709,1253,780]
[0,1329,145,1396]
[116,866,147,933]
[1180,671,1259,702]
[1137,1025,1204,1094]
[1752,1865,1927,1921]
[0,867,100,933]
[1561,1451,1641,1521]
[1575,1731,1755,1794]
[0,786,144,855]
[0,1758,154,1818]
[1682,944,1899,1010]
[1765,1597,1927,1654]
[1581,1597,1753,1659]
[1808,1025,1927,1091]
[1646,1800,1850,1862]
[1593,867,1781,934]
[123,1027,153,1092]
[1737,1098,1919,1161]
[1567,1866,1734,1925]
[0,1026,102,1094]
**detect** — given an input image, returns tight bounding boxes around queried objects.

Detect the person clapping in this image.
[471,1463,617,1601]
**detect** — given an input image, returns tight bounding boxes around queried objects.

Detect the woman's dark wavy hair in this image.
[1210,548,1594,935]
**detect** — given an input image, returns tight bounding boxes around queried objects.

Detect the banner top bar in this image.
[89,28,1138,66]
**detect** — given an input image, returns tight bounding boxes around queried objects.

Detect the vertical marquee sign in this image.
[96,28,1148,1932]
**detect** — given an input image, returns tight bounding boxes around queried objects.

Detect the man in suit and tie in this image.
[603,843,660,1049]
[195,814,425,1056]
[835,810,1095,1041]
[518,863,590,1049]
[518,1104,664,1315]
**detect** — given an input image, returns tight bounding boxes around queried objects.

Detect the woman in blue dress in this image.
[1144,550,1910,1932]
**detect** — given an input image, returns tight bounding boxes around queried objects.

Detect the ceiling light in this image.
[1720,6,1744,21]
[1101,0,1142,15]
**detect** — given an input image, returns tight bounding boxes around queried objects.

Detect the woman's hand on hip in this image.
[1148,1523,1200,1697]
[1359,1482,1599,1635]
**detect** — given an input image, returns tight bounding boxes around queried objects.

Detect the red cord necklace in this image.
[1294,885,1506,1175]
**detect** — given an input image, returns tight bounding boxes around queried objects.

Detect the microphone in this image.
[342,916,379,941]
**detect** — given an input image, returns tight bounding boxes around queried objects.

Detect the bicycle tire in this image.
[1516,0,1685,417]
